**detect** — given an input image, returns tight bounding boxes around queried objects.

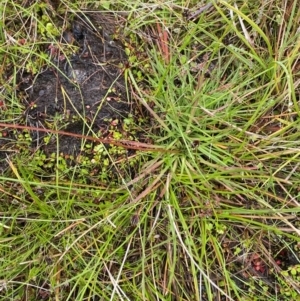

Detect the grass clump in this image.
[1,0,300,300]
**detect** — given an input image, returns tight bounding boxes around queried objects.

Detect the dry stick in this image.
[0,122,178,153]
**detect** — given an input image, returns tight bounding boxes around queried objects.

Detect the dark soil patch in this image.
[19,13,132,156]
[0,13,133,176]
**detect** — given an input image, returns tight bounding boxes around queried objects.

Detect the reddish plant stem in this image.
[0,122,178,153]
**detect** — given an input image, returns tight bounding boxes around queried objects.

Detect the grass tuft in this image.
[1,0,300,300]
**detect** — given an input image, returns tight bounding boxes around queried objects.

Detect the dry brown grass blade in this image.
[119,158,164,190]
[156,21,170,63]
